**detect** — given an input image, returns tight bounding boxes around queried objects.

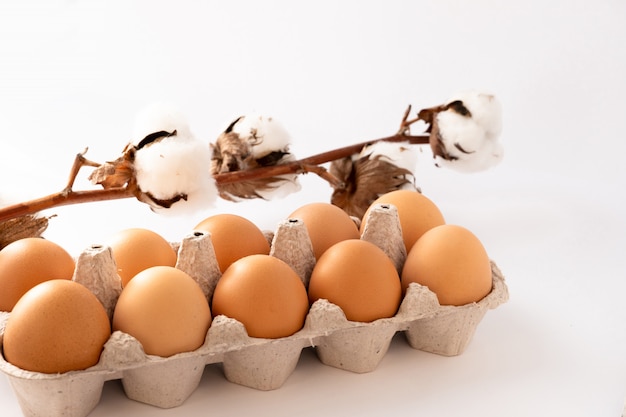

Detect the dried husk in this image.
[210,130,297,201]
[88,148,135,189]
[330,154,415,219]
[0,214,50,250]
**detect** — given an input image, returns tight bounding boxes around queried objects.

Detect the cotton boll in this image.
[447,90,502,140]
[134,135,217,215]
[435,137,504,173]
[230,114,291,158]
[431,90,504,173]
[132,101,193,143]
[211,113,300,202]
[436,110,486,155]
[130,102,217,214]
[359,141,418,174]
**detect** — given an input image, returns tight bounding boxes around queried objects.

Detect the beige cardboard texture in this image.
[0,203,509,417]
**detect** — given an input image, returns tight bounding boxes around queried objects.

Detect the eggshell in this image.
[288,202,360,259]
[360,190,445,253]
[401,224,492,306]
[212,254,309,339]
[112,266,212,357]
[0,237,75,312]
[194,214,270,273]
[104,228,177,287]
[308,239,402,323]
[2,279,111,374]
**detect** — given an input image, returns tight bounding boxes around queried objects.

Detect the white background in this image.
[1,1,625,416]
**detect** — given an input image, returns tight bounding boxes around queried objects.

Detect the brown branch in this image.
[0,133,429,223]
[0,189,134,222]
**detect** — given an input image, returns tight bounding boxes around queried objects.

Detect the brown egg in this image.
[401,225,493,306]
[104,228,177,287]
[112,266,212,357]
[308,239,401,323]
[0,237,75,312]
[212,254,309,339]
[360,190,445,254]
[288,202,360,259]
[194,214,270,273]
[3,279,111,374]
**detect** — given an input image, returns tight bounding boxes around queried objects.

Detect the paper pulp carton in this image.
[0,203,508,417]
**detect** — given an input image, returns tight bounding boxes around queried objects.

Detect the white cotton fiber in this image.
[132,101,193,144]
[435,91,504,173]
[131,102,218,214]
[447,90,502,140]
[359,141,418,173]
[230,114,292,158]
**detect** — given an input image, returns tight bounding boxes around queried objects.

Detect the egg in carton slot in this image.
[0,203,508,417]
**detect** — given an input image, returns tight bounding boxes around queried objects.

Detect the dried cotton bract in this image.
[330,141,418,219]
[90,102,218,215]
[420,91,503,173]
[210,114,300,201]
[0,214,50,250]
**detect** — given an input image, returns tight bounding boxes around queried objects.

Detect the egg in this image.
[308,239,401,323]
[112,266,212,357]
[194,214,270,273]
[212,254,309,339]
[3,279,111,374]
[288,202,360,259]
[360,190,445,253]
[401,224,492,306]
[0,237,75,312]
[103,228,177,287]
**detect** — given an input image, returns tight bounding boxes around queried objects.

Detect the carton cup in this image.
[0,362,105,417]
[208,315,305,391]
[120,353,207,408]
[403,263,508,356]
[221,337,304,390]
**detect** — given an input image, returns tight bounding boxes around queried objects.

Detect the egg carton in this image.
[0,204,509,417]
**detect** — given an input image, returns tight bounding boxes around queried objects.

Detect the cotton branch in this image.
[0,133,428,223]
[0,189,135,223]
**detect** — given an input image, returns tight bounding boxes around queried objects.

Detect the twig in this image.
[0,189,135,222]
[0,133,429,223]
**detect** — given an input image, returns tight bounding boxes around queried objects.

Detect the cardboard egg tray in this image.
[0,204,509,417]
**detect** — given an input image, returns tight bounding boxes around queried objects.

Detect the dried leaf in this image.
[210,131,253,175]
[417,103,448,131]
[330,154,415,219]
[0,214,50,250]
[88,144,136,189]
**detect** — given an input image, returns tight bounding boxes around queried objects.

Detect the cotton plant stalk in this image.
[0,90,504,245]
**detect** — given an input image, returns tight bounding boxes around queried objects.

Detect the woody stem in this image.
[0,188,135,222]
[213,134,429,184]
